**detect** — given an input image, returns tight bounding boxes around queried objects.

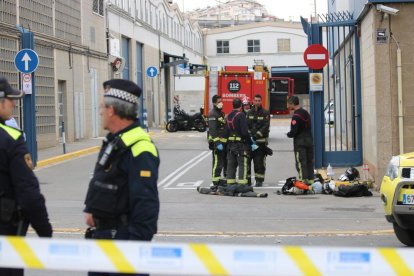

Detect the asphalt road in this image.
[26,119,401,276]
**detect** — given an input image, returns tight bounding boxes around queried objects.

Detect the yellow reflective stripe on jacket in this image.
[228,137,241,141]
[131,140,158,157]
[120,126,149,146]
[0,123,22,140]
[120,126,158,157]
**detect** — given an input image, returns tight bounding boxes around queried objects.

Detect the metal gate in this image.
[302,12,362,168]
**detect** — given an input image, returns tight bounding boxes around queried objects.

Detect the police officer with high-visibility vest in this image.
[226,98,257,185]
[84,79,159,276]
[207,95,227,189]
[247,94,270,187]
[0,76,53,276]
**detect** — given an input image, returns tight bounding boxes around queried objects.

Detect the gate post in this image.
[302,19,324,169]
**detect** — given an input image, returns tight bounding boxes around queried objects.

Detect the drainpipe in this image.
[391,34,403,154]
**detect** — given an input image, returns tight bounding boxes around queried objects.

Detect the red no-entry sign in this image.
[304,44,329,70]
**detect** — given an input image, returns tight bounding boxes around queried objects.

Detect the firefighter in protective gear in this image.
[286,96,314,183]
[84,79,159,276]
[226,98,255,185]
[207,95,227,188]
[247,94,270,187]
[0,76,53,276]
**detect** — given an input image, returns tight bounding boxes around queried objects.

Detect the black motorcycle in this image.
[166,105,207,132]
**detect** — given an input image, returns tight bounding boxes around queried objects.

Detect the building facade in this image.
[204,21,308,69]
[0,0,204,150]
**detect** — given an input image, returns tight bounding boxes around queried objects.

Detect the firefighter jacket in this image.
[84,121,160,241]
[247,106,270,144]
[208,106,227,145]
[226,109,252,145]
[287,107,313,145]
[0,121,52,237]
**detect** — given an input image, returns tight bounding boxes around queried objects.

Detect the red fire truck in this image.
[204,65,269,115]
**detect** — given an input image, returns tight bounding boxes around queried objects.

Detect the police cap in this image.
[0,77,24,99]
[103,79,142,104]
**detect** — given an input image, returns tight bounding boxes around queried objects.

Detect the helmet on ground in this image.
[345,167,360,180]
[338,174,349,181]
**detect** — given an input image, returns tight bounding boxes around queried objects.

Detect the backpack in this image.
[333,184,372,197]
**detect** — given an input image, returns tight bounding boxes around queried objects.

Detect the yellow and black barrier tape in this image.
[1,236,413,275]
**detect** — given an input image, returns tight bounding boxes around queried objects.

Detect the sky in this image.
[174,0,328,22]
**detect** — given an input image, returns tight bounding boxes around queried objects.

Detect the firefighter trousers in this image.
[251,144,266,182]
[293,144,314,181]
[226,142,249,185]
[212,145,227,184]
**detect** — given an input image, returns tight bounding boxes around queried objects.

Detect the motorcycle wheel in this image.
[195,120,207,132]
[166,120,179,132]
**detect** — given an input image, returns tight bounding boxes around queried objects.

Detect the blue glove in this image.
[251,143,259,151]
[216,144,224,151]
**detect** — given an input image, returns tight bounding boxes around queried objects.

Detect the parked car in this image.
[380,153,414,246]
[324,100,334,124]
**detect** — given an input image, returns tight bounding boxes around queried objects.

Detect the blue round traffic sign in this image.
[15,49,39,74]
[146,66,158,78]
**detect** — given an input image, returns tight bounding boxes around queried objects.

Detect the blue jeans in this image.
[88,226,148,276]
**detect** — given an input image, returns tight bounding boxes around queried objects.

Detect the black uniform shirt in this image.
[226,109,253,145]
[247,106,270,139]
[287,107,312,138]
[0,122,52,237]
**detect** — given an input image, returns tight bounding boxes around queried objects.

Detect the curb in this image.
[36,146,100,169]
[35,131,157,169]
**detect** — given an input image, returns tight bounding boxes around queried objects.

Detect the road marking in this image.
[162,151,211,188]
[158,151,210,188]
[163,180,204,190]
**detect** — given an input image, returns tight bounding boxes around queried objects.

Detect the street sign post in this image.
[304,44,329,70]
[146,66,158,78]
[14,49,39,74]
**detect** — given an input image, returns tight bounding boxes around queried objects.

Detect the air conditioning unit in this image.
[108,55,126,72]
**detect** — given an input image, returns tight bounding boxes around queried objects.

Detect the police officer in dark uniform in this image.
[226,98,257,185]
[0,76,53,276]
[286,96,314,183]
[207,95,227,189]
[84,79,160,276]
[247,94,270,187]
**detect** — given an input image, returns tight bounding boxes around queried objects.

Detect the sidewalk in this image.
[36,127,166,168]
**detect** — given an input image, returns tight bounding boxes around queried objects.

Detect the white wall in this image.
[204,22,308,68]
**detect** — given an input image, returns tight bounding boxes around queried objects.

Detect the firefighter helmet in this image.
[345,167,360,181]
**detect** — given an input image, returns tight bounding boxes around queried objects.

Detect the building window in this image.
[92,0,104,16]
[247,40,260,53]
[217,40,229,54]
[277,39,291,52]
